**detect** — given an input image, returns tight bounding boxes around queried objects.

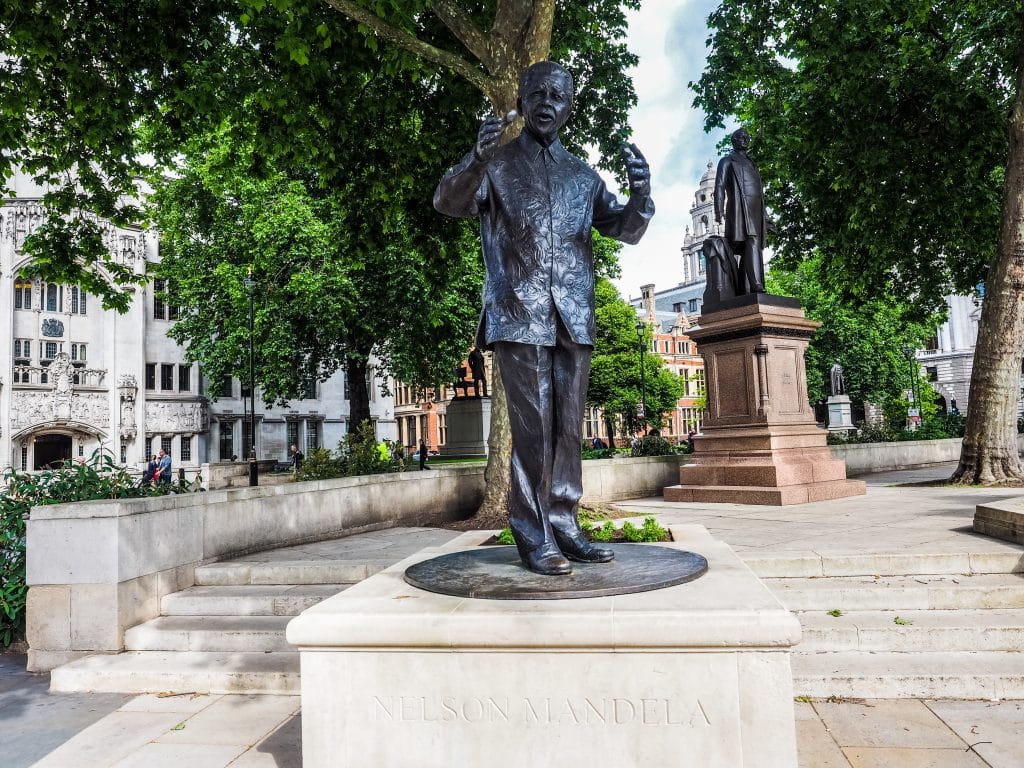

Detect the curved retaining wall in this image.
[25,455,682,671]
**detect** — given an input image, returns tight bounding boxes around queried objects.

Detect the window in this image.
[301,377,317,400]
[21,445,28,471]
[71,343,87,362]
[145,363,156,390]
[693,369,706,395]
[160,364,174,391]
[439,414,447,446]
[180,436,192,462]
[161,436,172,457]
[153,278,166,319]
[287,421,299,450]
[14,279,32,310]
[70,287,87,315]
[178,364,191,392]
[926,366,938,382]
[13,339,30,360]
[925,335,939,351]
[242,420,254,458]
[120,442,127,464]
[306,421,320,453]
[672,302,682,313]
[45,283,58,312]
[688,298,698,313]
[219,421,234,460]
[145,437,153,458]
[218,378,234,399]
[42,342,58,360]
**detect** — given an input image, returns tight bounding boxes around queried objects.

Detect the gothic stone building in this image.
[1,172,394,475]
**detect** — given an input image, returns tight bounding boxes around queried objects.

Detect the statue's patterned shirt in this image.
[434,131,654,348]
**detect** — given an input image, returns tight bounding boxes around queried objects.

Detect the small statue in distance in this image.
[468,347,488,397]
[829,359,845,397]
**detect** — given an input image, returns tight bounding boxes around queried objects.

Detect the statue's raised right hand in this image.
[474,111,518,162]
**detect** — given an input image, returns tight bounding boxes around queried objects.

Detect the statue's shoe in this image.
[519,545,573,576]
[555,532,615,563]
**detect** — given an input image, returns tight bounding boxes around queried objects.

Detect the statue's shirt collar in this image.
[517,131,567,165]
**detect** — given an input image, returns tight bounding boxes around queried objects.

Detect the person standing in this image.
[434,61,653,575]
[156,448,172,486]
[418,439,430,471]
[289,443,304,472]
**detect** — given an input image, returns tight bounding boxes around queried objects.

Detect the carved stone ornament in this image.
[41,318,65,338]
[118,375,139,442]
[144,400,210,434]
[4,201,45,249]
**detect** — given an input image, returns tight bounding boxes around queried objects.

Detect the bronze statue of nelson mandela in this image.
[434,61,654,576]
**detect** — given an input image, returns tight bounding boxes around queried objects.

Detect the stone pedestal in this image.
[441,396,491,456]
[664,294,865,505]
[287,525,801,768]
[827,394,855,432]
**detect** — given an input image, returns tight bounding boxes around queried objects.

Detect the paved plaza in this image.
[3,463,1023,767]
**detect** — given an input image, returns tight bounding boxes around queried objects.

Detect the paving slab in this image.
[925,699,1024,768]
[0,653,132,768]
[841,746,989,767]
[813,699,967,749]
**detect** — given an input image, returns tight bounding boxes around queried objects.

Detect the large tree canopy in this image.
[696,1,1024,483]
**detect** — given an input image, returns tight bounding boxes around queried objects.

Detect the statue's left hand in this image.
[622,143,651,198]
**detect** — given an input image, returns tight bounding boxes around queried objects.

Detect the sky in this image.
[608,0,728,302]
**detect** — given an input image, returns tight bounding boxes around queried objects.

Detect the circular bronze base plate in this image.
[403,544,709,600]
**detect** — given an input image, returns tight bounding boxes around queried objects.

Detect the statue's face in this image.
[732,129,751,150]
[518,67,573,143]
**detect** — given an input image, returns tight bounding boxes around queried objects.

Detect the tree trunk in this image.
[345,353,372,435]
[470,88,520,523]
[951,25,1024,485]
[605,416,617,449]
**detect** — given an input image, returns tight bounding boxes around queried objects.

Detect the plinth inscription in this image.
[371,695,712,728]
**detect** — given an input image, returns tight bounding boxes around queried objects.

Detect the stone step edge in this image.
[743,551,1024,578]
[792,650,1024,700]
[49,651,300,695]
[193,561,390,585]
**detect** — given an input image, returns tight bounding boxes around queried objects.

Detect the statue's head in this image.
[518,61,574,143]
[731,128,751,151]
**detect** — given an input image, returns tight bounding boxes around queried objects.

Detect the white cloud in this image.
[610,0,733,301]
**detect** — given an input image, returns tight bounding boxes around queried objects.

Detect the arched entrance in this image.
[33,433,72,470]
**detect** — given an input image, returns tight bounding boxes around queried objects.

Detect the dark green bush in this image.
[630,434,675,457]
[294,424,405,481]
[0,451,196,647]
[827,415,966,446]
[294,448,344,481]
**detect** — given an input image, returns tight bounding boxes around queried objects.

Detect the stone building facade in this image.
[1,172,394,475]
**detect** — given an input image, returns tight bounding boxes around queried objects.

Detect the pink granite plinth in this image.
[662,295,865,506]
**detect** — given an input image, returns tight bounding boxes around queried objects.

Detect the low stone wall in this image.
[25,455,682,671]
[974,496,1024,546]
[831,435,1024,476]
[830,438,963,475]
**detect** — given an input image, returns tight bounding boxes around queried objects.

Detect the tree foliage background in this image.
[589,279,684,441]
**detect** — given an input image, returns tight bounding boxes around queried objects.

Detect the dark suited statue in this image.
[468,347,488,397]
[434,61,654,575]
[714,127,771,295]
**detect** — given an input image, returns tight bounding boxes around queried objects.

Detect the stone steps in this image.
[49,651,300,695]
[795,608,1024,652]
[194,560,392,586]
[765,573,1024,611]
[124,615,294,652]
[792,650,1024,700]
[762,567,1024,699]
[745,551,1024,578]
[161,584,351,616]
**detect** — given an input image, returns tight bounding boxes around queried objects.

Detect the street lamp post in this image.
[635,319,647,435]
[243,270,259,487]
[902,346,922,429]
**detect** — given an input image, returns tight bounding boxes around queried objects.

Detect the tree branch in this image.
[492,0,532,45]
[429,0,492,70]
[321,0,492,93]
[523,0,554,64]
